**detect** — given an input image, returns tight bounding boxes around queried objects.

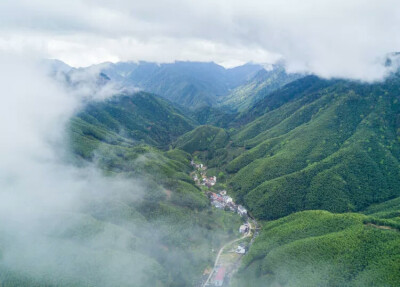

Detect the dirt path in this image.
[365,223,398,231]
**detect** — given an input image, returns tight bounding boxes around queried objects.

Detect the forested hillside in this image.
[6,62,400,287]
[231,210,400,287]
[170,73,400,287]
[225,75,400,220]
[84,61,264,109]
[71,91,195,150]
[0,92,244,287]
[220,64,302,111]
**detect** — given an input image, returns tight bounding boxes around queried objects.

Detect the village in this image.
[191,160,248,217]
[191,160,254,287]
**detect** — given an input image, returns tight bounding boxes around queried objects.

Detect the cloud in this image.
[0,54,159,286]
[1,0,400,80]
[0,53,237,286]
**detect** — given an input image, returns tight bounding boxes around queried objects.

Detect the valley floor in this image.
[190,161,260,287]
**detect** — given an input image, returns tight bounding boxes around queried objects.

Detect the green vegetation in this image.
[72,91,195,149]
[191,106,237,128]
[221,65,302,112]
[5,65,400,286]
[232,210,400,287]
[173,125,229,154]
[0,92,244,287]
[115,61,264,109]
[224,76,400,220]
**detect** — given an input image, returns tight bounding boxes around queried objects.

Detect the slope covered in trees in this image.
[85,61,264,109]
[6,60,400,287]
[220,65,302,112]
[232,210,400,287]
[71,91,195,150]
[0,92,244,287]
[225,75,400,220]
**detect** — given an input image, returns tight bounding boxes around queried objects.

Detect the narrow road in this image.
[202,225,252,287]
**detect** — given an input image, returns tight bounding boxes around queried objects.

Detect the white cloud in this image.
[0,0,400,80]
[0,54,153,285]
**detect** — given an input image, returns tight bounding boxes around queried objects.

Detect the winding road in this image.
[202,223,253,287]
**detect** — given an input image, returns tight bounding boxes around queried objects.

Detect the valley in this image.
[3,2,400,287]
[65,63,400,287]
[189,160,259,287]
[2,60,400,287]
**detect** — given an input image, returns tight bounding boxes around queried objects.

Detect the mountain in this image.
[12,58,400,287]
[232,192,400,286]
[70,91,195,152]
[68,73,400,286]
[43,59,73,74]
[169,71,400,286]
[222,75,400,220]
[48,60,302,111]
[0,91,244,287]
[173,125,230,154]
[220,64,303,111]
[232,210,400,287]
[82,61,265,109]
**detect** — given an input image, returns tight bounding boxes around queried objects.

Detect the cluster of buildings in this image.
[191,159,248,218]
[203,175,217,187]
[191,160,217,187]
[191,160,205,170]
[192,173,217,187]
[209,190,247,217]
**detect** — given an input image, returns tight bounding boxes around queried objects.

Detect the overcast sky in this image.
[1,0,400,80]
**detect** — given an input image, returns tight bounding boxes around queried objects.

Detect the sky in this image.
[1,0,400,80]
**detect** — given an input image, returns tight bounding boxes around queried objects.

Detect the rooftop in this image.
[215,267,226,281]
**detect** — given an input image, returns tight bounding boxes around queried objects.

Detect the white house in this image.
[236,245,246,254]
[239,224,249,234]
[237,205,247,216]
[223,196,233,204]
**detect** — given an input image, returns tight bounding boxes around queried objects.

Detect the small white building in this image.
[236,245,246,254]
[239,224,249,234]
[219,190,227,196]
[223,196,233,204]
[212,201,224,209]
[237,205,247,216]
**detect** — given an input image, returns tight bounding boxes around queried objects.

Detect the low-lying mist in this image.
[0,55,242,287]
[0,55,163,286]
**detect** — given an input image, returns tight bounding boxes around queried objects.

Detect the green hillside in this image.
[72,91,195,150]
[91,61,264,109]
[0,94,243,287]
[6,62,400,286]
[225,75,400,220]
[232,210,400,287]
[190,106,237,128]
[173,125,229,154]
[221,65,303,112]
